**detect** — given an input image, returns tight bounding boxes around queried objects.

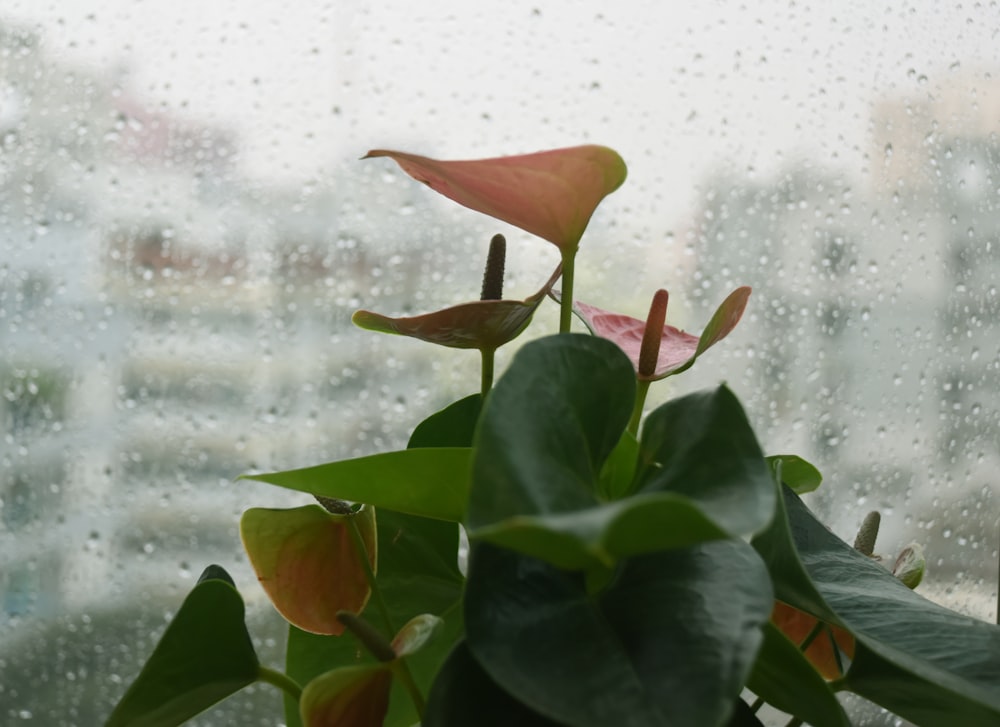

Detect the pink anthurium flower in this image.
[239,503,377,636]
[559,286,752,381]
[352,262,562,351]
[364,145,627,254]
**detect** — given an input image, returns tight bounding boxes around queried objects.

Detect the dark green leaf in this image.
[468,334,635,528]
[241,448,471,522]
[751,478,834,622]
[635,385,775,539]
[725,699,767,727]
[105,566,259,727]
[597,432,639,500]
[467,339,775,569]
[464,540,772,727]
[783,489,1000,726]
[765,454,822,494]
[424,641,566,727]
[746,622,850,727]
[408,394,482,449]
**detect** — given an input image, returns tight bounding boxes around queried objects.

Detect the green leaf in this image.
[634,385,776,538]
[240,504,376,635]
[241,447,472,522]
[299,664,392,727]
[468,334,636,527]
[424,641,565,727]
[408,394,481,449]
[754,484,1000,725]
[467,337,774,570]
[105,566,259,727]
[766,454,822,494]
[464,540,772,727]
[783,489,1000,726]
[751,479,833,623]
[596,431,639,501]
[746,622,850,727]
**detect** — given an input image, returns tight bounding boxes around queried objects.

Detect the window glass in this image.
[1,1,996,724]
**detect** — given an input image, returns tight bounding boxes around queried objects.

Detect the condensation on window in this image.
[0,2,997,725]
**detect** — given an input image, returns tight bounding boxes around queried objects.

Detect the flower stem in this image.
[480,347,495,400]
[628,379,651,436]
[389,659,426,715]
[346,515,425,720]
[798,619,825,653]
[257,665,303,702]
[347,515,395,636]
[559,251,576,333]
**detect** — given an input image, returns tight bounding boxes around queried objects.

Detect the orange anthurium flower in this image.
[364,146,627,253]
[352,263,561,351]
[559,286,751,381]
[239,504,377,636]
[300,664,392,727]
[771,601,856,680]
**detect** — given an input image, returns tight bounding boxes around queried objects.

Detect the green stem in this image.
[784,718,804,727]
[749,696,765,713]
[389,659,426,715]
[827,628,845,676]
[347,516,395,636]
[257,665,303,702]
[797,619,826,653]
[480,347,495,400]
[559,251,576,333]
[628,379,651,436]
[346,515,425,720]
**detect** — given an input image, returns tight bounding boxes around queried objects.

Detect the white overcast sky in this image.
[4,0,998,220]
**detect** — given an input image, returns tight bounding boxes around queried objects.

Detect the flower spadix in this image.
[557,286,751,380]
[364,145,627,253]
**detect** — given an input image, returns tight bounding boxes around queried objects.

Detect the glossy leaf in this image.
[596,431,639,501]
[468,335,773,570]
[755,485,1000,725]
[240,447,472,522]
[464,540,772,727]
[424,641,566,727]
[240,505,376,635]
[353,264,561,350]
[560,286,751,380]
[634,385,776,543]
[765,454,822,494]
[105,566,259,727]
[407,394,481,449]
[365,145,627,252]
[299,664,392,727]
[746,621,850,727]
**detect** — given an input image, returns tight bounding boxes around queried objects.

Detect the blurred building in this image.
[0,18,455,633]
[690,73,1000,577]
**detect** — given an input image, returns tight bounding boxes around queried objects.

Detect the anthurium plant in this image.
[106,146,1000,727]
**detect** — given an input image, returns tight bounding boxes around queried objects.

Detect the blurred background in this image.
[1,1,998,724]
